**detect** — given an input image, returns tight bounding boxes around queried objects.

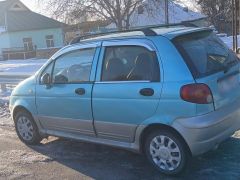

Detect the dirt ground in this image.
[0,115,240,180]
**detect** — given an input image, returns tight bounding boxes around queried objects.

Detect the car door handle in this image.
[75,88,86,95]
[139,88,154,96]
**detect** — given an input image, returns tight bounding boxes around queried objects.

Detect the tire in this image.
[144,130,189,176]
[14,110,42,145]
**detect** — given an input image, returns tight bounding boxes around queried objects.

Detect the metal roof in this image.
[0,0,65,32]
[6,11,65,32]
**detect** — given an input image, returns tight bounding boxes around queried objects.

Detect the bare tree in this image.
[41,0,149,30]
[41,0,202,30]
[196,0,232,29]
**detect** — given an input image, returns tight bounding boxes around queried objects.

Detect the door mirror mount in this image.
[41,73,51,85]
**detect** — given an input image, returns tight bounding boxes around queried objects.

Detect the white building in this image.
[107,0,206,29]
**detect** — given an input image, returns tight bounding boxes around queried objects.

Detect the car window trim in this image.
[39,61,54,85]
[99,43,160,83]
[51,81,95,85]
[102,39,156,52]
[50,42,101,60]
[39,47,97,85]
[52,48,96,85]
[95,81,151,84]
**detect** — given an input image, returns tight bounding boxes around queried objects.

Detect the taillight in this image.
[180,83,213,104]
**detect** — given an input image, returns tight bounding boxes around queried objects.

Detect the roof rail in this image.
[70,28,157,45]
[70,22,197,45]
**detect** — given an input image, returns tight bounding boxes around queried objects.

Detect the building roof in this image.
[0,0,29,26]
[0,0,65,32]
[0,0,18,11]
[6,11,65,32]
[0,1,9,26]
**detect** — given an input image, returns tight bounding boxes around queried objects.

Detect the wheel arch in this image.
[139,123,192,156]
[13,105,33,120]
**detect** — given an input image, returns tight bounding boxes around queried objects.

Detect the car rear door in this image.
[92,39,162,142]
[174,31,240,110]
[36,42,100,136]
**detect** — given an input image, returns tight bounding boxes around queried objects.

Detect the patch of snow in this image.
[0,94,10,120]
[174,0,201,12]
[217,33,228,38]
[219,35,240,49]
[0,58,47,120]
[0,86,11,120]
[0,91,10,102]
[220,36,232,49]
[0,58,47,75]
[0,117,13,128]
[0,26,6,34]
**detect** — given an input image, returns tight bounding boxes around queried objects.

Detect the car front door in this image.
[36,43,100,136]
[92,39,162,142]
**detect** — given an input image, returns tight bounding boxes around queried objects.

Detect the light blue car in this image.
[9,26,240,175]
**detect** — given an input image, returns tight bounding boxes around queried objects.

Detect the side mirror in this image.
[41,73,51,85]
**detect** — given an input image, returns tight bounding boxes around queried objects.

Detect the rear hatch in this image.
[173,30,240,110]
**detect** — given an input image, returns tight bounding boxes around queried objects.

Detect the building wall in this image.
[7,28,64,50]
[0,33,10,54]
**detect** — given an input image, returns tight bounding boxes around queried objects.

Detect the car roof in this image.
[75,26,212,44]
[55,26,212,59]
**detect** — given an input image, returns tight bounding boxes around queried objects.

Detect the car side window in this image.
[52,48,96,84]
[101,46,160,82]
[40,61,54,84]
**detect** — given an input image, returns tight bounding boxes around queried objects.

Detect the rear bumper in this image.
[172,99,240,156]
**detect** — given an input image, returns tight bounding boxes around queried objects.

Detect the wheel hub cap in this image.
[159,148,170,160]
[17,116,34,141]
[149,135,181,171]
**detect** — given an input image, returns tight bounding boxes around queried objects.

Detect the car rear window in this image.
[173,31,239,78]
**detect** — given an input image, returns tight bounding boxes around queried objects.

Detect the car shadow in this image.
[30,135,240,180]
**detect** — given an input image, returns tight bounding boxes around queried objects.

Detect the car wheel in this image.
[144,130,189,176]
[14,110,42,145]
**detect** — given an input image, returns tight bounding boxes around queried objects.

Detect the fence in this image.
[2,47,37,60]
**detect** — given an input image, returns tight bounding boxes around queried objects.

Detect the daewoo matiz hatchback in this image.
[10,26,240,175]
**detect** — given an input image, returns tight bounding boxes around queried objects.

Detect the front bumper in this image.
[172,99,240,156]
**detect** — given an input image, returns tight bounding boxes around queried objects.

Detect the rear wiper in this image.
[222,52,237,73]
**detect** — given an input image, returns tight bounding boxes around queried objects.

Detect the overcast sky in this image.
[20,0,37,10]
[19,0,199,12]
[18,0,200,19]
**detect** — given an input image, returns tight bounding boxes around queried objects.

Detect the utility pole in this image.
[236,0,239,51]
[235,0,238,51]
[165,0,169,25]
[232,0,236,51]
[4,11,8,32]
[232,0,239,52]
